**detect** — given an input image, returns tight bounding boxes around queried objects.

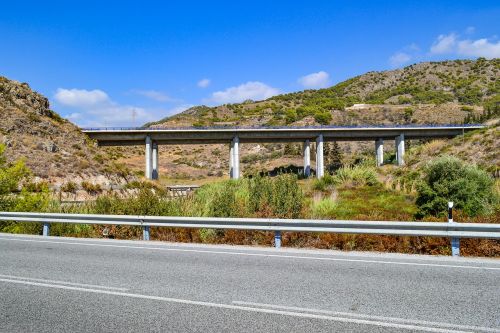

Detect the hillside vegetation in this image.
[150,58,499,128]
[0,77,132,189]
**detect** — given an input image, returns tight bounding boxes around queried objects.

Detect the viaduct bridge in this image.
[82,125,483,180]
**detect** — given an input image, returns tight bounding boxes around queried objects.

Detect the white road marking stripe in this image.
[0,278,473,333]
[1,236,499,270]
[232,301,500,333]
[0,274,128,291]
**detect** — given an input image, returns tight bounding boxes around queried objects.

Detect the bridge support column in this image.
[152,142,159,180]
[231,136,240,179]
[303,140,311,177]
[229,141,234,178]
[375,139,384,167]
[396,134,405,166]
[316,134,324,178]
[145,135,152,179]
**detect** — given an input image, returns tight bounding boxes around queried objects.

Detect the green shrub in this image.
[252,174,303,218]
[403,107,414,122]
[416,156,496,217]
[398,96,412,104]
[312,173,336,191]
[23,181,49,193]
[81,181,102,195]
[193,180,243,217]
[314,111,332,125]
[0,147,30,195]
[311,198,337,218]
[314,165,379,190]
[284,108,297,124]
[61,181,78,193]
[193,174,304,218]
[333,165,379,186]
[92,189,182,216]
[199,228,217,243]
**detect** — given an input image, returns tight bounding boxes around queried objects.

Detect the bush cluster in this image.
[313,165,379,191]
[416,156,496,217]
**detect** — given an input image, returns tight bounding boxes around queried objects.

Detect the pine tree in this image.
[324,141,343,172]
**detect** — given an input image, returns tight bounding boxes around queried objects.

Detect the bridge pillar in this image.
[152,142,159,180]
[375,139,384,167]
[303,140,311,177]
[145,135,152,179]
[316,134,324,178]
[396,134,405,166]
[229,141,234,178]
[231,136,240,179]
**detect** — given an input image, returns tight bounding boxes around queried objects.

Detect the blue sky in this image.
[1,1,499,127]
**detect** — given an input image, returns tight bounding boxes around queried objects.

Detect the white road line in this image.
[232,301,500,333]
[0,274,128,291]
[0,278,472,333]
[1,236,499,271]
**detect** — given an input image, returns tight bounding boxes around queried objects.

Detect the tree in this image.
[0,144,49,215]
[416,156,496,218]
[324,142,343,172]
[284,108,297,124]
[314,111,332,125]
[0,144,30,196]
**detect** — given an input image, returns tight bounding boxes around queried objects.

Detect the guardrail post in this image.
[274,231,281,249]
[42,222,50,236]
[448,202,459,257]
[143,226,150,241]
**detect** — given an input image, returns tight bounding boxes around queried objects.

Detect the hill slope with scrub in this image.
[150,58,499,128]
[0,76,130,188]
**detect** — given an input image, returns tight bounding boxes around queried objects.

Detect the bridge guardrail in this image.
[1,212,499,256]
[81,124,484,131]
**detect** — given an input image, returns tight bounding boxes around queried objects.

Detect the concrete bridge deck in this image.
[82,125,484,180]
[83,124,483,146]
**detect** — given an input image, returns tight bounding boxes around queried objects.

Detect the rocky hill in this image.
[0,77,128,188]
[134,59,498,182]
[150,58,499,128]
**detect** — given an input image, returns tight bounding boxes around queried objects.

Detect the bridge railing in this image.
[1,212,499,256]
[81,124,483,131]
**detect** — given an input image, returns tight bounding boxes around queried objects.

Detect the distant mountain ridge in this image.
[148,58,499,128]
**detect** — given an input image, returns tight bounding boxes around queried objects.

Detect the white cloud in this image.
[429,32,500,59]
[132,90,174,102]
[54,88,109,107]
[297,71,330,89]
[206,81,280,104]
[389,52,412,67]
[407,43,420,52]
[197,78,211,88]
[53,88,158,127]
[457,38,500,58]
[465,26,475,35]
[430,33,458,54]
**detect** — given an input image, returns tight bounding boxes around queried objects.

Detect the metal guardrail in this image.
[81,124,484,131]
[1,212,499,256]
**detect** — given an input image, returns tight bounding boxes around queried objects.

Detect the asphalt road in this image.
[0,233,499,333]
